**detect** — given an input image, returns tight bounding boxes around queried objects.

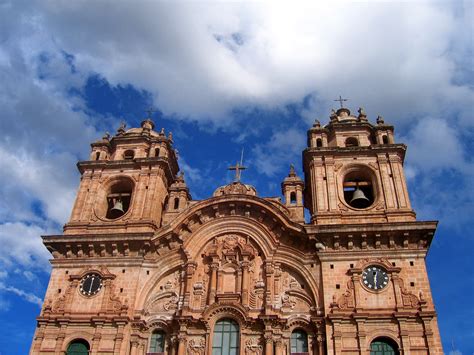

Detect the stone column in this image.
[241,260,250,306]
[91,321,103,354]
[32,323,46,354]
[177,334,187,355]
[275,339,284,355]
[184,262,197,308]
[356,320,368,355]
[421,316,437,353]
[113,322,126,354]
[389,154,411,209]
[208,263,219,305]
[265,262,274,311]
[54,322,66,354]
[377,153,396,209]
[265,335,274,355]
[324,156,338,211]
[130,340,139,355]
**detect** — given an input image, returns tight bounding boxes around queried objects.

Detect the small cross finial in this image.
[228,149,247,182]
[144,107,157,119]
[334,95,348,108]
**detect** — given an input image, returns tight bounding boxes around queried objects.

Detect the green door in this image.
[66,340,89,355]
[370,340,397,355]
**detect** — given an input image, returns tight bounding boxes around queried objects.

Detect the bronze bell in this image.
[109,199,124,218]
[349,187,370,208]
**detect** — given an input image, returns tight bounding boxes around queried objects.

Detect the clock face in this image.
[79,273,103,296]
[362,266,389,291]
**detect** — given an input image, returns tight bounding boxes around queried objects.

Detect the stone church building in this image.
[30,106,443,354]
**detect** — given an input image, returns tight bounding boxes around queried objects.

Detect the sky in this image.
[0,0,473,353]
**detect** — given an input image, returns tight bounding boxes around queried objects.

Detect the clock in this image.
[362,266,389,291]
[79,273,103,296]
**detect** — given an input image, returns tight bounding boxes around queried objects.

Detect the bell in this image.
[349,187,370,208]
[109,199,124,218]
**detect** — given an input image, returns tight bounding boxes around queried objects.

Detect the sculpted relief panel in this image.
[275,266,313,314]
[190,234,265,310]
[144,269,181,317]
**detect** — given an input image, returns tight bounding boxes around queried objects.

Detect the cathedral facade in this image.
[30,107,443,355]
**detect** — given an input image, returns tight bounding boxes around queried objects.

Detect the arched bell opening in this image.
[66,339,90,355]
[105,178,134,219]
[343,169,375,209]
[290,191,297,205]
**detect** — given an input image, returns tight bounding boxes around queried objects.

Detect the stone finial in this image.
[358,107,367,121]
[102,132,111,141]
[117,121,126,135]
[289,164,296,177]
[141,118,154,131]
[168,131,173,142]
[330,109,337,121]
[313,119,321,128]
[376,115,385,125]
[176,171,185,183]
[160,128,165,136]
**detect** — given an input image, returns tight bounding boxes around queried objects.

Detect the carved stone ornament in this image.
[332,280,355,311]
[188,338,206,355]
[245,337,263,355]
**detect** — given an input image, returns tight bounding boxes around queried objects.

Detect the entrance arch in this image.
[66,339,90,355]
[370,337,399,355]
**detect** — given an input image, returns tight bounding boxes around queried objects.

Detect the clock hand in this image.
[89,277,94,293]
[374,271,378,288]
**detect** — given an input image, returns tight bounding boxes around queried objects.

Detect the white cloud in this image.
[252,128,306,177]
[0,222,51,272]
[403,117,466,172]
[0,282,43,307]
[16,1,470,128]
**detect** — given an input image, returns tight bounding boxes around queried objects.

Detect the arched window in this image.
[173,197,180,210]
[149,330,166,354]
[382,135,389,144]
[155,147,160,157]
[95,151,101,160]
[370,337,399,355]
[290,329,308,354]
[212,318,239,355]
[290,192,297,204]
[66,339,90,355]
[316,138,323,147]
[345,137,359,147]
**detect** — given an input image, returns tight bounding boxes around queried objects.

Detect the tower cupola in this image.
[281,164,304,223]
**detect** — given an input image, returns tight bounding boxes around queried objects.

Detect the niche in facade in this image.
[105,179,133,219]
[343,169,375,209]
[345,137,359,147]
[123,149,135,160]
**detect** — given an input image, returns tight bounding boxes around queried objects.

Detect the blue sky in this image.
[0,1,473,354]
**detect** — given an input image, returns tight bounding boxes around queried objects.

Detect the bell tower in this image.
[303,106,415,225]
[64,116,179,235]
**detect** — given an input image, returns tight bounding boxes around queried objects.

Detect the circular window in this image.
[79,273,103,296]
[343,168,375,209]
